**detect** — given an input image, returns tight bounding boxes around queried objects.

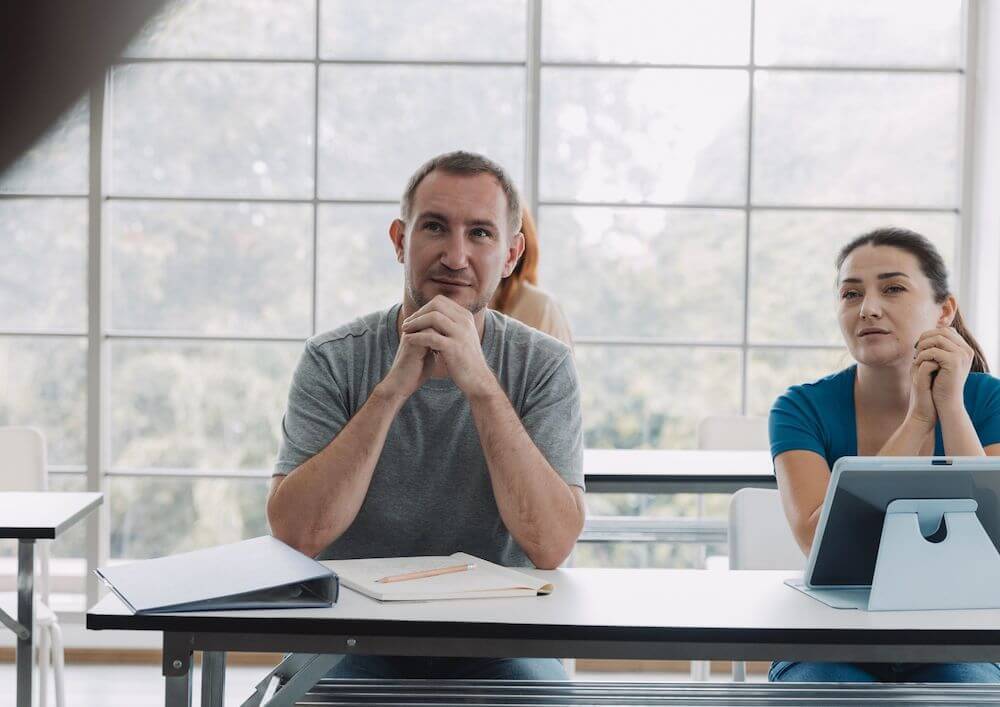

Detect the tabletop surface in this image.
[0,492,103,539]
[582,449,773,479]
[87,567,1000,640]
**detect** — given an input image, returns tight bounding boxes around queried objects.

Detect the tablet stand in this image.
[868,498,1000,611]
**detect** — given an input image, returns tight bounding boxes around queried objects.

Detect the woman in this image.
[770,227,1000,683]
[491,208,573,347]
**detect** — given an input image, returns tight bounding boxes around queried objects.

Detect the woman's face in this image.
[837,244,954,367]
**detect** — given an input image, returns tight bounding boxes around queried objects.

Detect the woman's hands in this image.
[908,326,974,428]
[907,356,938,431]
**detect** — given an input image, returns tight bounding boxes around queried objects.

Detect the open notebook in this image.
[322,552,553,602]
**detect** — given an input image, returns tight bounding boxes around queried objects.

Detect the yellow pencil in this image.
[375,563,476,584]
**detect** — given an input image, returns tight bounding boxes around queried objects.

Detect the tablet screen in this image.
[809,464,999,587]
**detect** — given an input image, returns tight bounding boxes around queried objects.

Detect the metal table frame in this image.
[254,678,1000,706]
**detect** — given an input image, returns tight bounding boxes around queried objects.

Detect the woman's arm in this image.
[773,449,831,555]
[938,405,986,456]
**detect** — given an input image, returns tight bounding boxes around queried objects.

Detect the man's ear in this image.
[503,231,525,278]
[939,294,958,327]
[390,219,406,264]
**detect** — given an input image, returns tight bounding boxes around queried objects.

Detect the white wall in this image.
[967,0,1000,371]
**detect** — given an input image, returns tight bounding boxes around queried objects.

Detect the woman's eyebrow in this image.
[839,272,910,284]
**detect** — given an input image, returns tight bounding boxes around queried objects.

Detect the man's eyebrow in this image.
[839,272,911,285]
[467,218,499,230]
[416,211,450,223]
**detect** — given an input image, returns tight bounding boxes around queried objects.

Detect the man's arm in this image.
[267,327,436,558]
[402,296,585,569]
[267,384,405,558]
[468,380,586,569]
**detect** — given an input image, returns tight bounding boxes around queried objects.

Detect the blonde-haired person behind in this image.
[491,208,573,347]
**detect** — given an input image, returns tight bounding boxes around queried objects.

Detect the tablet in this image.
[803,456,1000,589]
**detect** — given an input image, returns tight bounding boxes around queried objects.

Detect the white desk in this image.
[1,491,103,707]
[583,449,774,494]
[580,449,774,546]
[87,568,1000,707]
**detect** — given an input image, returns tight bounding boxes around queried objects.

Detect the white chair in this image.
[690,416,769,681]
[0,427,66,707]
[728,487,806,681]
[697,416,769,452]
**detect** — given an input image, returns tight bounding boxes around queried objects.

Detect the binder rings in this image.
[95,535,338,613]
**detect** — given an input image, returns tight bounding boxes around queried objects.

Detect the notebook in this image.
[95,535,339,613]
[322,552,553,602]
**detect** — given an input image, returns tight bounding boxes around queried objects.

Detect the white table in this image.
[583,449,774,494]
[580,449,774,546]
[87,568,1000,707]
[1,491,103,707]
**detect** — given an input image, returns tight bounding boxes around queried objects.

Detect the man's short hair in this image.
[400,151,523,234]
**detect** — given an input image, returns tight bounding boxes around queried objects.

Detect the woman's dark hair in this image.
[836,227,988,373]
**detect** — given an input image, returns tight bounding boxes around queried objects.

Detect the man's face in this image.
[391,170,524,314]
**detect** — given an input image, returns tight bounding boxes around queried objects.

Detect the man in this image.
[267,151,586,679]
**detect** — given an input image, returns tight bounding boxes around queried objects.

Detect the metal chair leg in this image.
[49,622,66,707]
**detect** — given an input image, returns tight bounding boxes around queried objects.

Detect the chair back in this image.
[728,488,805,570]
[0,426,47,491]
[697,416,768,451]
[0,427,51,601]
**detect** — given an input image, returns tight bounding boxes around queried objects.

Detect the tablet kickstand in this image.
[868,498,1000,611]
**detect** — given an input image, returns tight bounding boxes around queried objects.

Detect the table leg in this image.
[16,539,34,707]
[163,633,193,707]
[200,651,226,707]
[166,672,192,707]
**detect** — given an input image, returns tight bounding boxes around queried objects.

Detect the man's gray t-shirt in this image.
[274,304,584,567]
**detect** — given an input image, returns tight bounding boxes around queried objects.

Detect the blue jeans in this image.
[327,655,568,680]
[770,661,1000,683]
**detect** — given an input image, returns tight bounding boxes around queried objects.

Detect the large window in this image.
[0,0,971,600]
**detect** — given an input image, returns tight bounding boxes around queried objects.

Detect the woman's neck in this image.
[854,361,912,414]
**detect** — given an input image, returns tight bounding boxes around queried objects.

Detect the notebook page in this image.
[322,552,553,601]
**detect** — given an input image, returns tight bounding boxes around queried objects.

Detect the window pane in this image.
[110,342,301,470]
[748,210,958,344]
[109,201,313,336]
[747,347,852,416]
[110,476,268,560]
[0,97,88,195]
[752,72,960,207]
[50,474,88,563]
[318,66,524,199]
[0,199,87,332]
[317,205,402,331]
[0,338,87,466]
[577,345,741,449]
[539,206,745,341]
[755,0,963,68]
[320,0,525,62]
[110,64,315,198]
[543,0,750,65]
[540,68,748,204]
[124,0,315,58]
